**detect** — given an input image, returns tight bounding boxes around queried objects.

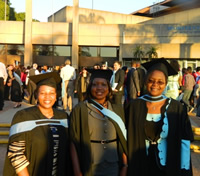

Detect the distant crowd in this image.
[0,59,200,115]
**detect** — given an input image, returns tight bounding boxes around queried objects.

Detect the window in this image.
[33,45,71,56]
[100,47,117,57]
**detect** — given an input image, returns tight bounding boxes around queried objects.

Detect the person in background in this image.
[20,66,29,100]
[70,69,127,176]
[193,66,200,82]
[0,62,8,111]
[101,62,108,70]
[110,61,125,104]
[121,66,129,104]
[165,60,182,100]
[41,65,48,74]
[4,64,14,101]
[126,59,193,176]
[11,66,23,108]
[74,67,91,102]
[4,72,71,176]
[60,59,76,112]
[182,67,195,112]
[136,61,146,96]
[26,63,40,105]
[93,63,101,70]
[126,60,140,102]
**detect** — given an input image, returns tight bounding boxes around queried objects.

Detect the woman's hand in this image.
[120,165,127,176]
[17,167,29,176]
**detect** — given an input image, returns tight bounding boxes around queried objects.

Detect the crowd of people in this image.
[0,58,196,175]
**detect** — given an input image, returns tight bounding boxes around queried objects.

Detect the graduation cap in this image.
[29,72,61,89]
[87,69,113,81]
[142,59,178,76]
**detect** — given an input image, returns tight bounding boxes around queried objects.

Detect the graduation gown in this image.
[3,106,71,176]
[126,98,194,176]
[69,101,127,176]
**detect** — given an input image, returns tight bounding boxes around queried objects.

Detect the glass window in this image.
[33,45,71,56]
[54,46,71,56]
[100,47,117,57]
[0,45,6,55]
[7,45,24,55]
[79,47,97,57]
[33,45,53,56]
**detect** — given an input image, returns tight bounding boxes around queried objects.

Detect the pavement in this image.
[0,100,200,176]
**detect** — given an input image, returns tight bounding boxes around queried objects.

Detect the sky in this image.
[10,0,160,22]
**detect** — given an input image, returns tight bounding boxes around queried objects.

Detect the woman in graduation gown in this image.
[70,69,127,176]
[3,72,71,176]
[126,59,194,176]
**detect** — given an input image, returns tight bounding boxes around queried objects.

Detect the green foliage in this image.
[0,0,39,21]
[146,46,158,60]
[133,45,145,62]
[15,12,25,21]
[0,0,9,20]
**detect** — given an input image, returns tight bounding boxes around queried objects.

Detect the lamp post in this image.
[5,0,7,21]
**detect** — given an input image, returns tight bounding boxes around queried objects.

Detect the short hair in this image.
[65,59,71,65]
[131,60,137,66]
[33,63,38,69]
[114,61,122,66]
[187,66,192,73]
[170,60,180,72]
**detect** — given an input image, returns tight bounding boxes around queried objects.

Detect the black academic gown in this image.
[3,106,71,176]
[125,98,194,176]
[69,101,127,176]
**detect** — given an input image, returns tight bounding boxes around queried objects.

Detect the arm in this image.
[17,168,29,176]
[70,142,82,176]
[120,153,128,176]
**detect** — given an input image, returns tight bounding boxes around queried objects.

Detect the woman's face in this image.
[146,70,167,97]
[91,78,109,102]
[37,85,57,110]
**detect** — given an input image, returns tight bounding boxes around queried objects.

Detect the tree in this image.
[0,0,9,20]
[15,12,25,21]
[0,0,39,21]
[133,45,145,62]
[146,46,158,60]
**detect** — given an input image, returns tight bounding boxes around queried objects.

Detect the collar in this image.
[139,94,168,102]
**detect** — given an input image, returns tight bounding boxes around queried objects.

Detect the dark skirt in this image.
[11,79,22,102]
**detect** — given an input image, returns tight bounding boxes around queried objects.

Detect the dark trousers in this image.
[0,78,4,109]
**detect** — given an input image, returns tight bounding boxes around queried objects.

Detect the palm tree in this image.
[146,46,158,60]
[133,45,145,62]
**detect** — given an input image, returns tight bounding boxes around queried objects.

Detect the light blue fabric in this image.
[181,139,190,170]
[145,98,171,166]
[9,119,68,137]
[157,138,167,166]
[146,113,161,122]
[90,99,127,140]
[13,72,23,86]
[139,94,168,102]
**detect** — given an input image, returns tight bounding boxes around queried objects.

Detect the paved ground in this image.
[0,100,200,175]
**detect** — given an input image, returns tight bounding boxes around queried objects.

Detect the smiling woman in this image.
[70,69,127,176]
[3,72,72,176]
[126,59,194,176]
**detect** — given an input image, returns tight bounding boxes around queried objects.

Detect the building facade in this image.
[0,0,200,69]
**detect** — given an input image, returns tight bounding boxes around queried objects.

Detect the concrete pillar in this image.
[24,0,32,66]
[119,31,124,63]
[72,0,79,69]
